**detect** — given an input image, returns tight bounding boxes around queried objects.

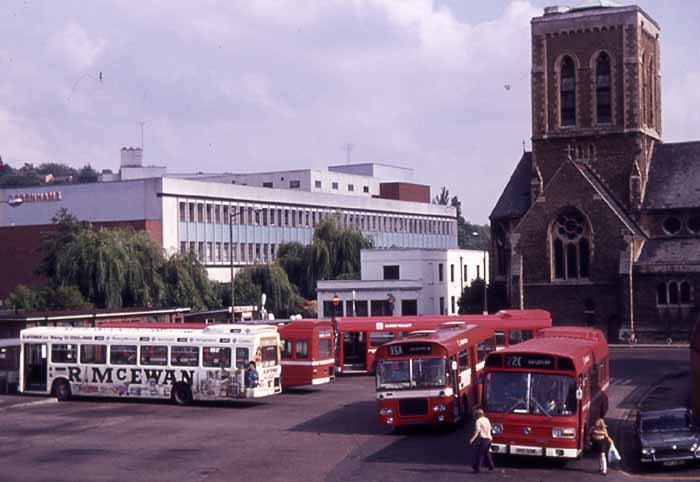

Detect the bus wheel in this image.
[53,380,72,402]
[172,383,192,406]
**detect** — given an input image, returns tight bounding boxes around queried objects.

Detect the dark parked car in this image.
[636,408,700,467]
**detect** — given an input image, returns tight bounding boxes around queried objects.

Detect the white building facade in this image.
[1,166,457,287]
[317,248,489,318]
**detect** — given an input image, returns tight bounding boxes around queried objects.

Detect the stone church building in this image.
[490,1,700,342]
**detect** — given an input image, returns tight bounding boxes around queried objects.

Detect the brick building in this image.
[491,1,700,341]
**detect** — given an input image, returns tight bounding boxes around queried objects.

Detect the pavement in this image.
[0,347,697,482]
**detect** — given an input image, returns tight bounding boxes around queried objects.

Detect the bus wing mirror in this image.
[576,387,583,401]
[41,345,47,359]
[451,360,458,371]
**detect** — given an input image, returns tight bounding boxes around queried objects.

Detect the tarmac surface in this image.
[0,347,696,482]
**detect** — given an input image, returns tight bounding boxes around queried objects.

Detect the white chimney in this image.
[120,147,143,168]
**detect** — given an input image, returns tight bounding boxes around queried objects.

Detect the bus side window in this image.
[203,347,232,368]
[172,346,199,367]
[458,349,469,370]
[51,344,77,363]
[140,345,168,366]
[80,344,107,364]
[508,330,533,345]
[296,340,309,359]
[281,339,293,359]
[110,345,137,365]
[494,331,506,346]
[235,347,249,369]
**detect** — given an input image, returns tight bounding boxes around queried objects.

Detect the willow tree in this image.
[161,252,216,311]
[247,264,302,318]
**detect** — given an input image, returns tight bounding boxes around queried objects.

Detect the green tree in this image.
[6,285,41,311]
[77,164,99,183]
[161,252,215,311]
[277,217,371,299]
[246,264,302,318]
[433,186,450,205]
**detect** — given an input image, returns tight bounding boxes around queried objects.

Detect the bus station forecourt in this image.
[7,311,699,481]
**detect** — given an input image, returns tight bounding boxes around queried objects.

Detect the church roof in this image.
[637,238,700,269]
[571,0,623,11]
[490,152,532,220]
[643,141,700,211]
[573,162,645,237]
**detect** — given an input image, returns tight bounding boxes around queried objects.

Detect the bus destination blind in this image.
[388,343,432,356]
[505,354,555,369]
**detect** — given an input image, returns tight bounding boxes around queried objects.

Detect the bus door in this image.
[23,343,47,392]
[342,332,366,371]
[450,357,460,420]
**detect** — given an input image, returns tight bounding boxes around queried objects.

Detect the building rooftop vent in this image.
[544,5,571,15]
[570,0,623,11]
[120,147,143,168]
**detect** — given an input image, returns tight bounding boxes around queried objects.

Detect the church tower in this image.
[530,1,661,212]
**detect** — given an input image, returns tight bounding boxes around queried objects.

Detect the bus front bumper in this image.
[490,443,580,459]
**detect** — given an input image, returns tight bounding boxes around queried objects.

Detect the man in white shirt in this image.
[469,408,495,473]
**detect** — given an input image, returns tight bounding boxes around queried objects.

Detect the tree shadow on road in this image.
[287,400,383,435]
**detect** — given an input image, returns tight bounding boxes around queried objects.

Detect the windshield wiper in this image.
[530,398,552,418]
[507,398,527,413]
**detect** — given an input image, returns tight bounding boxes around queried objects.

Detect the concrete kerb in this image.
[609,344,690,349]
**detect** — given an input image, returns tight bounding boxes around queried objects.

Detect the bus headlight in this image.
[691,442,698,452]
[379,408,393,416]
[491,424,503,435]
[433,404,447,412]
[552,427,576,438]
[642,447,656,455]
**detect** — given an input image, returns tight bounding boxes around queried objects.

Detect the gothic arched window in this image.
[596,52,611,124]
[560,56,576,127]
[552,208,591,280]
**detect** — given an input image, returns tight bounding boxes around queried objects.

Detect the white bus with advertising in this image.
[19,324,282,404]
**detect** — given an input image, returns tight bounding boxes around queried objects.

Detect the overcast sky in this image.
[1,0,698,222]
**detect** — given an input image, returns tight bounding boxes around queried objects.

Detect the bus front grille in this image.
[398,398,428,416]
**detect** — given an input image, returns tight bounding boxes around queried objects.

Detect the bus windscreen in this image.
[377,358,446,389]
[484,372,577,416]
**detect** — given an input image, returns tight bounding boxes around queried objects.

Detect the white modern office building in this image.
[317,248,489,318]
[0,149,457,297]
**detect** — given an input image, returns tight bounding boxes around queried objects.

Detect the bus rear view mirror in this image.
[576,387,583,401]
[451,360,458,371]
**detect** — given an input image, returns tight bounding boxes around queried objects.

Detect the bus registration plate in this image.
[512,446,541,456]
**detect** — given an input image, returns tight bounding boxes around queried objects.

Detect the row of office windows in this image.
[264,178,370,193]
[178,201,454,236]
[384,263,481,283]
[180,241,278,264]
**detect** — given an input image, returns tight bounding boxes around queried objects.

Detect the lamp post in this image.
[230,207,261,323]
[471,231,488,314]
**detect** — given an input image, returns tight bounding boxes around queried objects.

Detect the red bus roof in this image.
[376,324,495,356]
[333,310,551,332]
[490,327,608,373]
[276,319,333,336]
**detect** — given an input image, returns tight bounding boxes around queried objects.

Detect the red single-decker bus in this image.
[279,319,335,388]
[374,324,497,428]
[483,327,609,460]
[334,310,552,374]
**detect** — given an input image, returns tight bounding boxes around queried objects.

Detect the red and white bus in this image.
[277,319,335,388]
[100,319,334,389]
[482,327,609,459]
[335,310,552,374]
[374,324,497,428]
